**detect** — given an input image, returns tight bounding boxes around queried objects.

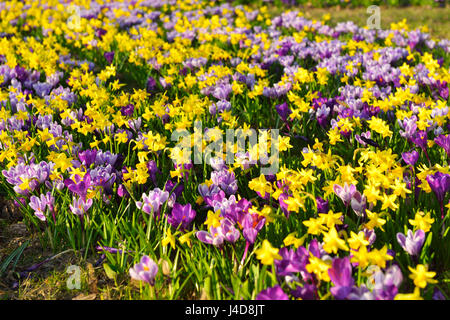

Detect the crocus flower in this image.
[256,285,289,300]
[196,218,240,247]
[129,255,158,285]
[241,213,265,244]
[29,195,47,221]
[104,51,115,64]
[371,264,403,300]
[328,257,354,300]
[136,188,170,217]
[167,203,196,231]
[274,247,306,276]
[64,173,91,200]
[426,171,450,209]
[121,104,134,117]
[146,76,157,93]
[411,130,428,150]
[402,150,419,166]
[291,282,317,300]
[78,149,97,167]
[275,102,292,122]
[316,196,329,214]
[211,169,238,195]
[350,191,366,217]
[396,229,425,256]
[117,184,129,198]
[333,183,357,206]
[69,196,93,217]
[434,134,450,157]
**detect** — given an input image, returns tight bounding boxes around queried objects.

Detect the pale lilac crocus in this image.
[129,255,158,285]
[196,218,240,247]
[396,229,425,256]
[371,264,403,300]
[29,195,47,221]
[333,183,357,206]
[350,191,366,217]
[69,196,93,217]
[135,188,169,217]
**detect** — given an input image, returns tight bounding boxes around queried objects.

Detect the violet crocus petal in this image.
[330,286,353,300]
[256,285,289,300]
[196,231,213,245]
[396,232,407,249]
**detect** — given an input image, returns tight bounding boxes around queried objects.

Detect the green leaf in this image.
[103,263,117,280]
[420,231,433,262]
[0,240,30,276]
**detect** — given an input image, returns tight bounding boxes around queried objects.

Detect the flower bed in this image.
[0,0,449,300]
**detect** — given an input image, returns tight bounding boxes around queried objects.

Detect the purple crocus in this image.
[434,134,450,157]
[78,149,98,167]
[117,184,129,198]
[121,104,134,117]
[426,171,450,208]
[328,257,354,300]
[64,173,92,200]
[316,196,329,214]
[256,285,289,300]
[411,130,428,151]
[371,264,403,300]
[396,229,425,256]
[241,213,265,244]
[211,169,238,195]
[275,102,292,122]
[274,247,306,276]
[146,76,157,93]
[129,255,158,286]
[167,203,196,231]
[104,51,115,64]
[402,150,419,166]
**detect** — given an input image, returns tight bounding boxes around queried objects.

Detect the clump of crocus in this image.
[29,192,55,221]
[196,218,240,247]
[129,255,158,286]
